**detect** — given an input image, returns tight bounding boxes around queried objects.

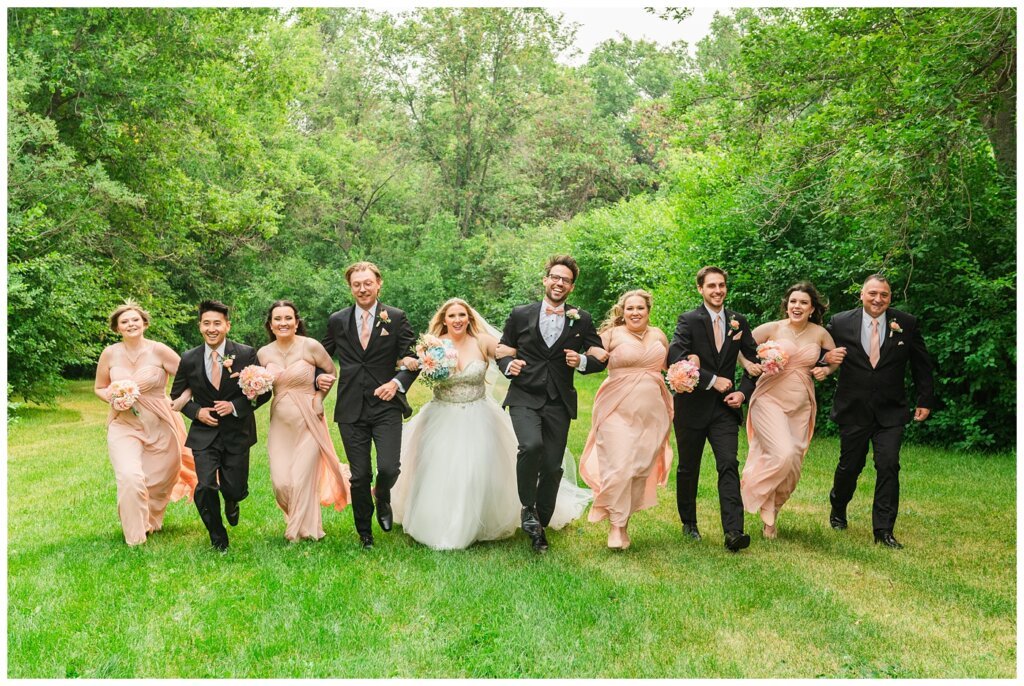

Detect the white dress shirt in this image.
[538,299,586,371]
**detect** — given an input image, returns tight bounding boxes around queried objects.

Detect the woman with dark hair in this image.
[739,282,840,539]
[94,300,197,545]
[257,300,351,541]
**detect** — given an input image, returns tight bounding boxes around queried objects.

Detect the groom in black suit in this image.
[667,266,759,552]
[317,261,419,549]
[822,274,935,548]
[171,300,268,552]
[497,255,606,552]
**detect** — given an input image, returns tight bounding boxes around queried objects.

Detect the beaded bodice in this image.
[432,360,488,404]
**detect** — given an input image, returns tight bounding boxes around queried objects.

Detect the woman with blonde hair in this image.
[94,300,197,545]
[392,297,591,549]
[579,289,674,549]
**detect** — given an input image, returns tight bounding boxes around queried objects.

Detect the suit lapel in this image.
[878,311,899,365]
[527,302,547,350]
[550,303,576,352]
[718,309,733,359]
[341,307,363,358]
[367,304,386,350]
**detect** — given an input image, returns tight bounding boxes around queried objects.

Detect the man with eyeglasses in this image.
[497,255,607,552]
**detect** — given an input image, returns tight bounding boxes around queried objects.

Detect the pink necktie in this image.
[714,317,723,352]
[360,311,371,350]
[869,319,880,368]
[210,350,221,389]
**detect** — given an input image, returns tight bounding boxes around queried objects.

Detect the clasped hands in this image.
[196,400,235,426]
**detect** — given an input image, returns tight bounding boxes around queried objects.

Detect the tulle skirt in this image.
[392,396,591,550]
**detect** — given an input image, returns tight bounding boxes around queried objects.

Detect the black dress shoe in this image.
[376,499,393,532]
[225,501,240,527]
[873,529,903,549]
[829,507,847,530]
[682,523,702,541]
[212,538,229,553]
[359,534,375,549]
[532,528,549,553]
[521,506,542,538]
[724,530,751,552]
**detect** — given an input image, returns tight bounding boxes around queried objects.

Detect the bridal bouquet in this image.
[238,365,275,402]
[665,359,700,394]
[415,334,458,387]
[757,340,789,375]
[109,379,141,415]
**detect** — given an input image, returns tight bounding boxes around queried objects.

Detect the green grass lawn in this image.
[7,376,1016,677]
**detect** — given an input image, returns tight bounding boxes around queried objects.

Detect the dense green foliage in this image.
[7,8,1015,449]
[8,379,1016,677]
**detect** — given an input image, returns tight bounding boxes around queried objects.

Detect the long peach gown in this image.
[741,340,818,526]
[106,365,198,545]
[266,361,351,541]
[579,338,673,526]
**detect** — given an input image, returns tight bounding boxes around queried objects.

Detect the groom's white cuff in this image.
[392,378,406,394]
[707,374,717,390]
[577,355,588,372]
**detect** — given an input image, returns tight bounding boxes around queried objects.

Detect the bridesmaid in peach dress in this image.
[740,282,839,539]
[94,300,198,545]
[579,290,673,550]
[258,300,351,542]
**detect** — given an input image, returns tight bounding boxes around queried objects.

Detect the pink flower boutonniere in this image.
[888,320,903,338]
[377,310,391,328]
[566,309,580,327]
[729,317,740,334]
[221,354,239,377]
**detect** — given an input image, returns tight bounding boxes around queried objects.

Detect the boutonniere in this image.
[377,310,391,328]
[566,309,580,327]
[729,317,740,334]
[220,354,239,377]
[888,320,903,338]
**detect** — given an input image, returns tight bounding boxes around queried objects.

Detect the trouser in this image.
[509,401,571,527]
[830,422,905,531]
[192,433,250,546]
[674,409,744,533]
[338,403,403,537]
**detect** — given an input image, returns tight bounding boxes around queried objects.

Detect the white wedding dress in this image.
[392,359,592,550]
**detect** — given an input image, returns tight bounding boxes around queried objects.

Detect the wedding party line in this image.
[94,255,934,555]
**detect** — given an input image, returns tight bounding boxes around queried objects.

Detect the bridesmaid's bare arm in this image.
[308,338,336,412]
[94,346,114,402]
[740,322,774,374]
[156,342,181,378]
[652,327,670,370]
[479,333,499,361]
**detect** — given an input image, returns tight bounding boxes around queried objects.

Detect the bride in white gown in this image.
[392,298,592,550]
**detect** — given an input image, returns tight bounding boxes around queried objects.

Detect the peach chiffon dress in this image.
[106,365,198,545]
[266,361,351,541]
[741,340,819,526]
[579,338,673,526]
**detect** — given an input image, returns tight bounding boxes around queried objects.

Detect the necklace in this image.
[276,337,299,361]
[627,326,648,341]
[788,321,810,339]
[123,341,149,367]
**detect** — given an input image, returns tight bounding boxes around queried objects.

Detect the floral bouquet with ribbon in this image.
[756,340,789,375]
[415,334,458,387]
[109,379,141,415]
[665,358,700,394]
[237,365,275,402]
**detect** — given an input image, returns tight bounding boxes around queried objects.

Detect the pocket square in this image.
[379,328,390,337]
[732,333,742,340]
[897,341,904,346]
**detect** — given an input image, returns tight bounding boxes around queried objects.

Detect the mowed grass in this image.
[8,376,1016,677]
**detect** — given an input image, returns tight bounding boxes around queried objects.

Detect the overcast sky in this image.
[552,6,720,64]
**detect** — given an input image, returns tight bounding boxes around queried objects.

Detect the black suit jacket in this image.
[826,307,935,426]
[170,340,268,452]
[321,304,418,422]
[497,302,606,419]
[667,306,759,428]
